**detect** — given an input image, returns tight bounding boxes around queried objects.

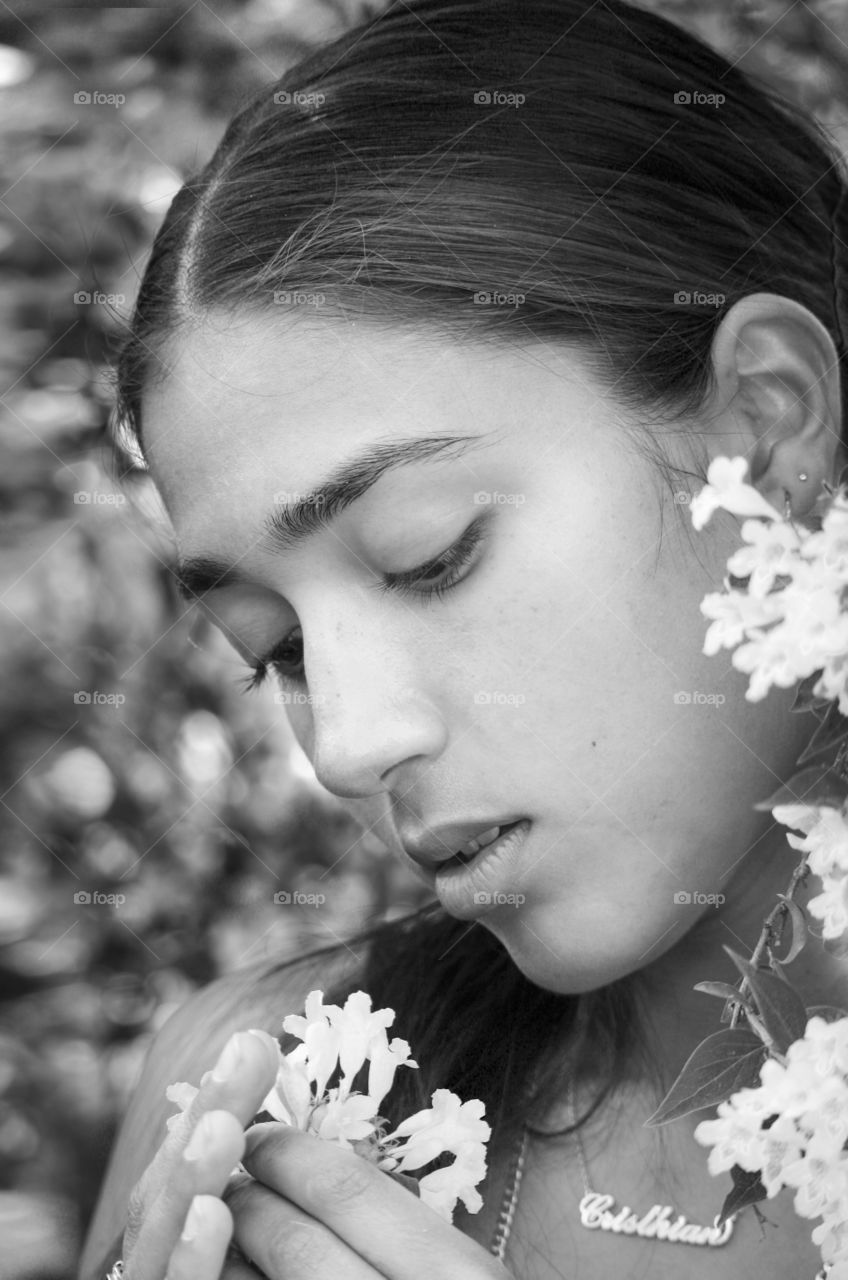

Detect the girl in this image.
[79,1,848,1276]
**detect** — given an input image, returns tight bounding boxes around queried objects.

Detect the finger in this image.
[164,1194,233,1280]
[126,1110,245,1280]
[126,1030,280,1253]
[221,1237,271,1280]
[241,1124,499,1280]
[226,1178,376,1280]
[140,1029,281,1203]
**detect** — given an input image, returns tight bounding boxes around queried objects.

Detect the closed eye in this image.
[238,512,491,694]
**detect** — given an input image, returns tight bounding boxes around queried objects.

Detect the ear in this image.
[708,291,845,521]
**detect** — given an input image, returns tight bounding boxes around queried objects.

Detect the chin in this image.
[482,911,664,996]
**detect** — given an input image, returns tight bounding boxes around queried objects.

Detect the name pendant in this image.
[578,1191,735,1247]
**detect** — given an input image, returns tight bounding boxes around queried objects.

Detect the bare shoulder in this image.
[77,940,369,1280]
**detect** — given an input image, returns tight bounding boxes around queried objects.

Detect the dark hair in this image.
[110,0,848,1161]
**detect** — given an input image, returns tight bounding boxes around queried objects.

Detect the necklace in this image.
[488,1078,736,1263]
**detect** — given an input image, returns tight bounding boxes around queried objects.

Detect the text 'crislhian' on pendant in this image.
[579,1192,735,1247]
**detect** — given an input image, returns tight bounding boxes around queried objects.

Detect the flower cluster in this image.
[694,1016,848,1278]
[772,804,848,941]
[690,455,848,710]
[690,455,848,942]
[683,455,848,1277]
[166,989,491,1223]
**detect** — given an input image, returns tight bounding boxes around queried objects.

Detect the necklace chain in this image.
[488,1124,528,1261]
[488,1076,738,1263]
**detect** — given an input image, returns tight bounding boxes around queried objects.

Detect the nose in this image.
[300,617,449,800]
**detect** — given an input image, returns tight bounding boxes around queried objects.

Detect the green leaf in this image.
[723,950,808,1053]
[644,1028,767,1126]
[771,896,807,966]
[806,1004,848,1023]
[789,669,830,713]
[795,701,848,766]
[718,1164,766,1226]
[386,1169,421,1197]
[693,981,756,1017]
[752,764,848,812]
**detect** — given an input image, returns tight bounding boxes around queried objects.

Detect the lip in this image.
[398,816,525,870]
[431,819,532,917]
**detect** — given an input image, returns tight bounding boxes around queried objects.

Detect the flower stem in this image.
[727,855,810,1029]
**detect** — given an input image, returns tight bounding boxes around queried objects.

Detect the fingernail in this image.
[211,1033,244,1083]
[181,1195,210,1243]
[184,1112,220,1162]
[245,1028,281,1067]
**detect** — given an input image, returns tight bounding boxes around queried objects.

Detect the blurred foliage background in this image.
[1,0,847,1276]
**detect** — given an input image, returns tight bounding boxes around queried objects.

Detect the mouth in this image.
[433,818,533,917]
[445,820,523,866]
[440,819,527,880]
[398,815,530,884]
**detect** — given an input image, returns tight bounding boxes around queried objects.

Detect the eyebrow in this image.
[174,433,487,601]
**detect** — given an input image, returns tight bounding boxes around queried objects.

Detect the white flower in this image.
[695,1016,848,1273]
[730,617,813,701]
[164,1080,198,1132]
[367,1034,418,1104]
[690,456,848,706]
[808,875,848,941]
[802,490,848,579]
[689,456,783,531]
[780,808,848,882]
[794,1016,848,1079]
[165,990,490,1224]
[758,1112,806,1198]
[260,1042,313,1128]
[771,804,824,838]
[309,1089,382,1146]
[693,1087,772,1177]
[782,1143,848,1222]
[699,586,785,658]
[381,1089,492,1218]
[771,808,848,940]
[726,518,803,597]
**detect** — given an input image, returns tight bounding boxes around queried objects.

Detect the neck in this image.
[636,823,845,1093]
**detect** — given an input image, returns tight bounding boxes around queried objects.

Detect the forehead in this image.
[140,310,605,539]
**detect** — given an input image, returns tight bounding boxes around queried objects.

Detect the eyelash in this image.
[237,517,490,695]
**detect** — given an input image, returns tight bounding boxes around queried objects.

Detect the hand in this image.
[119,1027,281,1280]
[221,1120,513,1280]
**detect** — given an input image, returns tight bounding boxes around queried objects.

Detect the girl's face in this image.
[143,312,809,994]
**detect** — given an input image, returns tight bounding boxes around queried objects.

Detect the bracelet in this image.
[105,1261,124,1280]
